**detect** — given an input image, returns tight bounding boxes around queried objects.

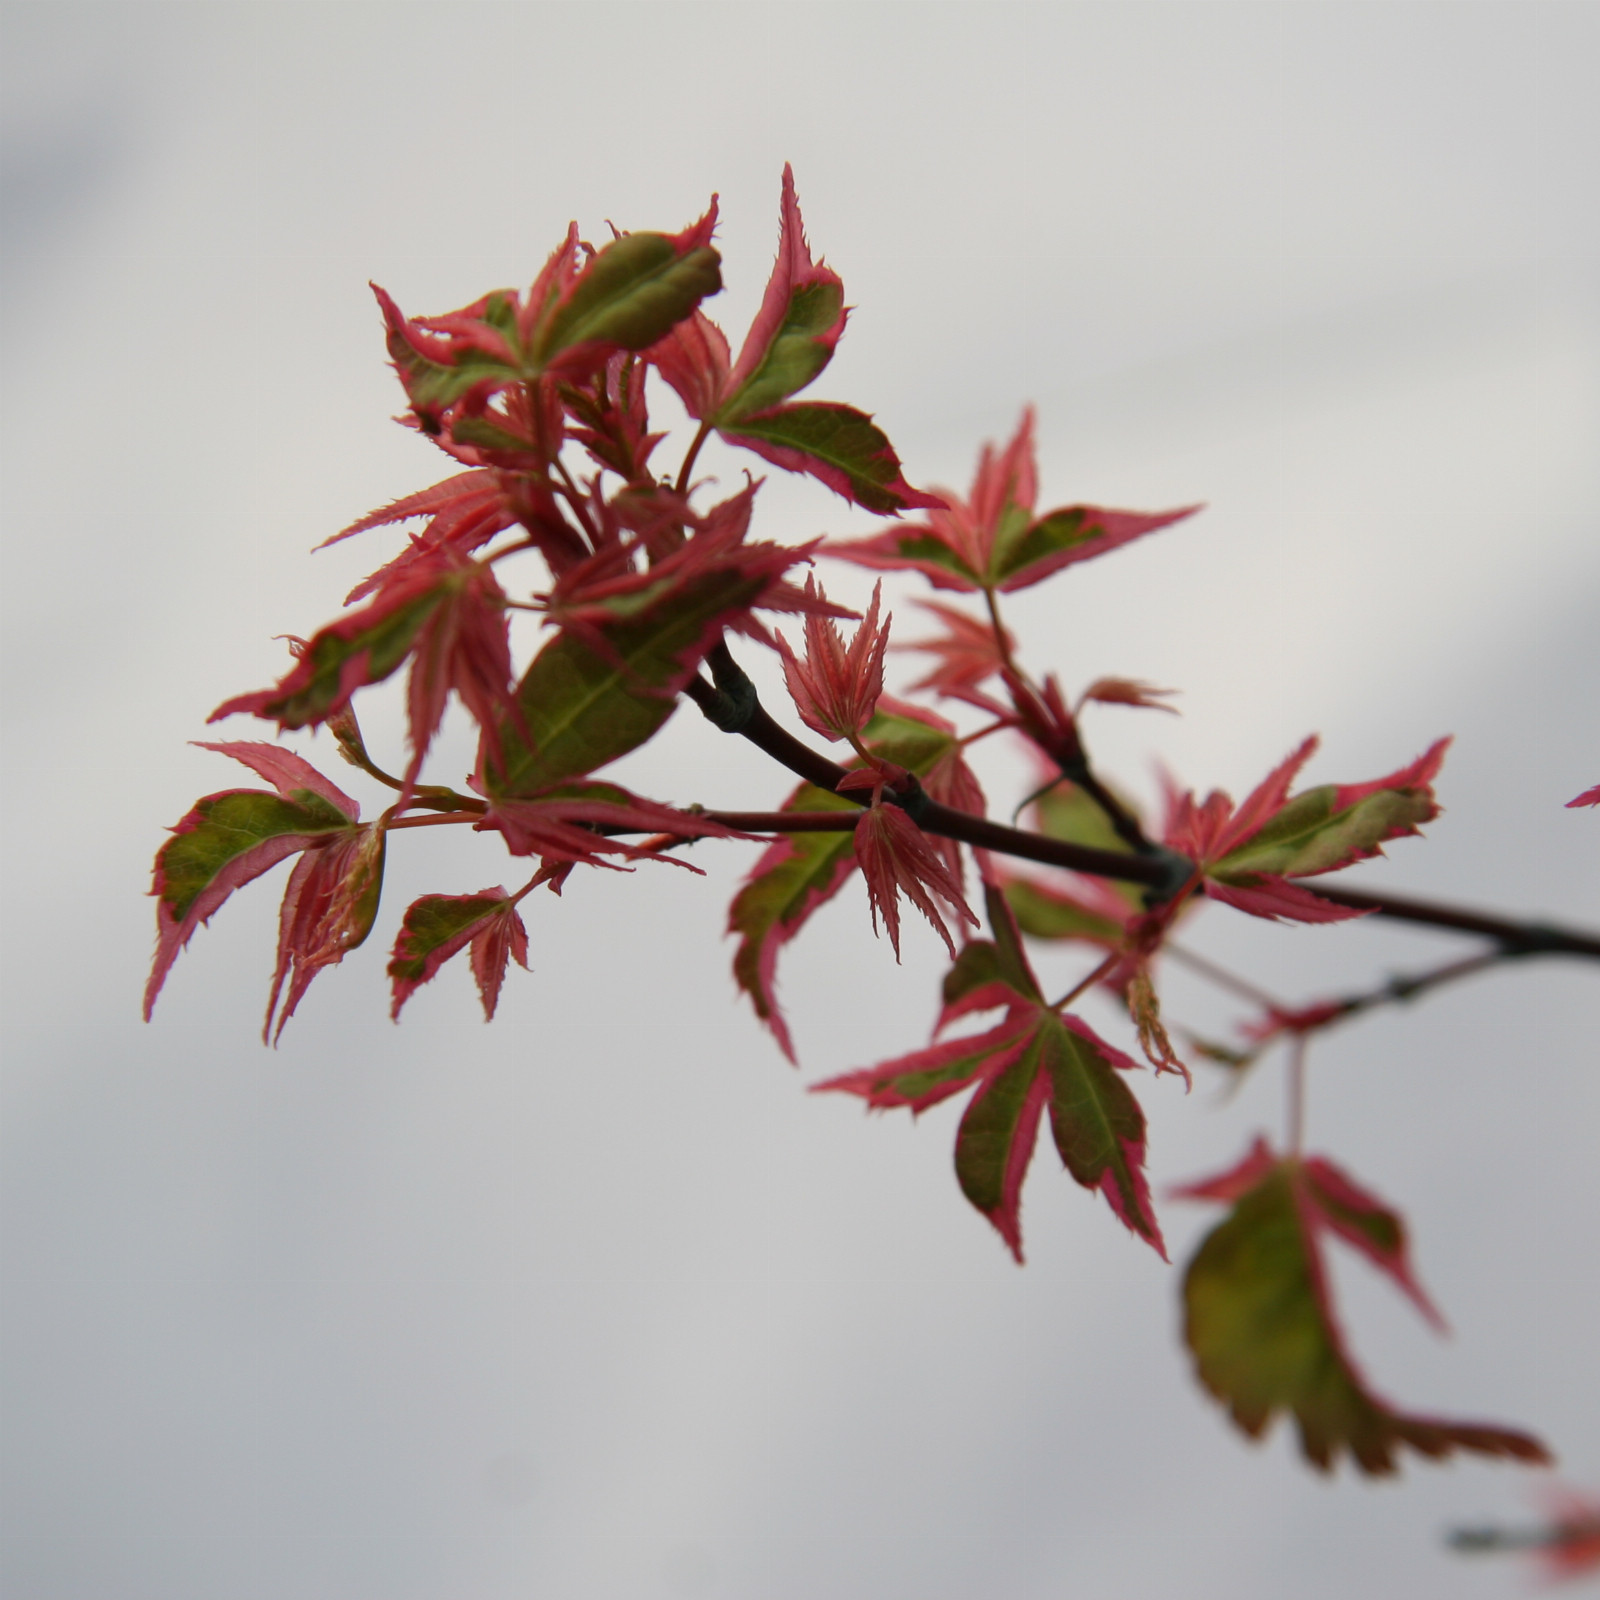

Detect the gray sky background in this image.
[3,4,1598,1597]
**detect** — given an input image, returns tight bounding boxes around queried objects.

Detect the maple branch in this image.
[684,644,1192,895]
[1449,1514,1600,1555]
[1292,883,1600,960]
[985,588,1153,854]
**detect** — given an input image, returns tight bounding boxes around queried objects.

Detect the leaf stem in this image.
[1048,952,1120,1012]
[1166,943,1290,1011]
[384,810,484,830]
[674,420,714,497]
[1286,1034,1308,1155]
[551,454,599,545]
[1291,884,1600,960]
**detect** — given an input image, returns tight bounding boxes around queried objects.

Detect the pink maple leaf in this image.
[1567,783,1600,809]
[818,888,1164,1262]
[774,579,889,744]
[1164,736,1450,925]
[852,801,978,960]
[901,600,1012,706]
[144,744,361,1022]
[211,549,518,805]
[388,887,531,1021]
[831,405,1198,593]
[264,820,387,1043]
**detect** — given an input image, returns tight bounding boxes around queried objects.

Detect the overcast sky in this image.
[3,5,1598,1598]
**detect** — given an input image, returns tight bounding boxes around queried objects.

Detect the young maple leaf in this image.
[646,167,938,516]
[1176,1138,1548,1475]
[851,800,979,961]
[901,600,1012,707]
[831,406,1199,593]
[387,887,530,1021]
[726,704,987,1061]
[562,352,664,486]
[210,548,517,803]
[374,201,721,455]
[1567,783,1600,808]
[545,518,834,699]
[774,579,889,744]
[817,887,1165,1262]
[265,818,387,1043]
[1164,735,1451,924]
[144,743,381,1039]
[477,781,744,869]
[320,469,516,560]
[1078,676,1179,714]
[727,781,860,1063]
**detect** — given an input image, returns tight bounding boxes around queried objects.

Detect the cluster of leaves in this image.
[149,169,1574,1482]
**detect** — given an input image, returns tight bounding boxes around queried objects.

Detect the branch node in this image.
[694,652,758,733]
[1140,845,1196,908]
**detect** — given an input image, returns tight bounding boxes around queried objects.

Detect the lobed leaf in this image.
[1179,1144,1549,1475]
[388,889,529,1021]
[1211,768,1445,882]
[265,821,387,1042]
[145,745,362,1020]
[953,1039,1050,1260]
[727,711,985,1059]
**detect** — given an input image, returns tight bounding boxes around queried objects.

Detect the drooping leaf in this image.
[388,888,529,1020]
[265,821,386,1042]
[1177,1140,1549,1475]
[818,888,1163,1261]
[727,782,860,1063]
[820,1003,1163,1262]
[726,709,981,1059]
[853,801,978,960]
[144,745,360,1019]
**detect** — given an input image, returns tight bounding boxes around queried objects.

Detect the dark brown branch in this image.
[1298,884,1600,960]
[683,663,1191,894]
[683,643,1600,958]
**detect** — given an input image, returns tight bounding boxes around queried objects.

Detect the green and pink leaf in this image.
[388,888,530,1020]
